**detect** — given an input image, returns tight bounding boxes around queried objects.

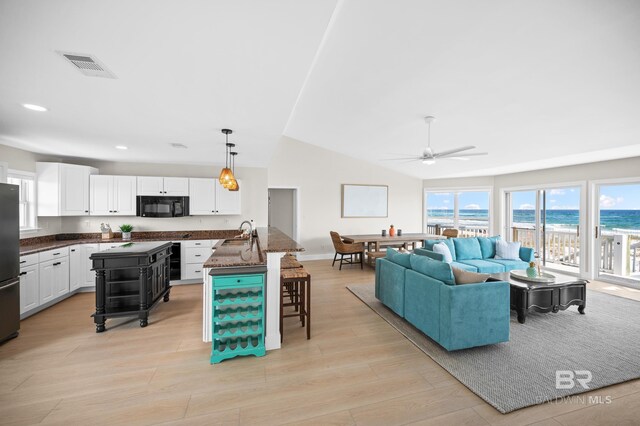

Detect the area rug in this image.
[347,283,640,413]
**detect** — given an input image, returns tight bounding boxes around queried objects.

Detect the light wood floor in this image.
[1,260,639,426]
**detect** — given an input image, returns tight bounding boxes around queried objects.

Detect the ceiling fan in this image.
[386,116,488,165]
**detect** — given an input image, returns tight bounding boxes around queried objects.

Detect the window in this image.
[7,170,37,231]
[425,189,491,236]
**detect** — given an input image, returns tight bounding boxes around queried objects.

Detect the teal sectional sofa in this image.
[375,250,510,351]
[416,236,534,273]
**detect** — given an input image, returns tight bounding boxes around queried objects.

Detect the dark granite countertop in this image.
[203,237,265,268]
[202,227,304,269]
[19,230,241,255]
[256,227,305,253]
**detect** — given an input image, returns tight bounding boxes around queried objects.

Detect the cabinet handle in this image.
[195,254,201,257]
[71,249,75,252]
[20,271,27,276]
[20,260,26,264]
[53,262,61,266]
[53,252,60,256]
[85,210,89,213]
[160,191,163,194]
[195,270,201,273]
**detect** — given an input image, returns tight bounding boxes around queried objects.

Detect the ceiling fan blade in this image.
[440,152,488,158]
[443,157,471,161]
[433,145,476,158]
[382,156,423,161]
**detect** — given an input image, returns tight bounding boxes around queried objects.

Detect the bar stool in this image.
[281,254,303,307]
[280,267,311,342]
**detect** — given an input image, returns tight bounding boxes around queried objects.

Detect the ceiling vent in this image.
[57,51,117,79]
[170,143,188,149]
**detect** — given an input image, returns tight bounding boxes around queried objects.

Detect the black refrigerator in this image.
[0,183,20,343]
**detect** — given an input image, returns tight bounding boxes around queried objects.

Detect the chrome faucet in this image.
[239,220,254,238]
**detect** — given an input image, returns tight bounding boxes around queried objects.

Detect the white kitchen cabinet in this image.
[39,260,55,305]
[90,175,136,216]
[53,257,70,298]
[189,178,216,214]
[189,178,241,215]
[181,239,217,280]
[84,244,99,287]
[36,162,98,216]
[163,177,189,196]
[38,247,70,304]
[69,245,83,291]
[215,180,241,215]
[137,176,164,196]
[19,264,39,314]
[137,176,188,196]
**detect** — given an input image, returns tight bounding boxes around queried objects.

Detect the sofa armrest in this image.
[413,248,444,261]
[439,281,510,350]
[520,246,535,262]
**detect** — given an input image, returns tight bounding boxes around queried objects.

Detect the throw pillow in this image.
[451,267,490,285]
[477,236,501,259]
[495,240,521,260]
[432,242,453,264]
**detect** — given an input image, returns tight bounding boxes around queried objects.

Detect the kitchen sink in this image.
[221,239,250,246]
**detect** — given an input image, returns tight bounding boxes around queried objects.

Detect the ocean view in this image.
[427,209,640,232]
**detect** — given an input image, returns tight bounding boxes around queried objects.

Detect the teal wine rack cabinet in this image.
[210,266,267,364]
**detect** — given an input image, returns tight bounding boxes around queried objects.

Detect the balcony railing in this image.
[512,226,640,275]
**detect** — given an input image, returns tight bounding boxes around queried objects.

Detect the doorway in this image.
[268,188,298,240]
[505,185,584,275]
[592,181,640,285]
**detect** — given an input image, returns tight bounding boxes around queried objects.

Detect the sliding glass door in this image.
[506,186,583,274]
[594,182,640,284]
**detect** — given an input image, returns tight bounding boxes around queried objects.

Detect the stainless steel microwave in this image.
[136,196,189,217]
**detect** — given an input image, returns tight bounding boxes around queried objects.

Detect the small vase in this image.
[526,267,537,278]
[389,226,396,237]
[122,232,131,241]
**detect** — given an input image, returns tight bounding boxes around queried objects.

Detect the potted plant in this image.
[119,224,133,241]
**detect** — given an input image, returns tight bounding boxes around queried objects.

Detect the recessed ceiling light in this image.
[115,145,128,150]
[22,104,47,112]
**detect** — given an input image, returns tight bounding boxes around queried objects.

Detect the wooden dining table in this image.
[341,233,445,266]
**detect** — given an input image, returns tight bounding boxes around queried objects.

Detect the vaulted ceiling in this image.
[1,0,639,178]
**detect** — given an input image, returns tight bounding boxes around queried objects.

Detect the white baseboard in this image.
[297,253,335,261]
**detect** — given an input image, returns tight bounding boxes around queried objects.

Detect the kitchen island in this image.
[202,227,304,351]
[91,241,172,332]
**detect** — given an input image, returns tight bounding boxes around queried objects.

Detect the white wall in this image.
[269,137,424,257]
[0,143,268,237]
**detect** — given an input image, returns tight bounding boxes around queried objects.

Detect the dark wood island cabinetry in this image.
[90,242,172,332]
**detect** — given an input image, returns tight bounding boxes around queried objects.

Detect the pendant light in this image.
[218,129,235,186]
[227,151,239,191]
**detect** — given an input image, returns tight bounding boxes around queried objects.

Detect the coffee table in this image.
[491,271,589,324]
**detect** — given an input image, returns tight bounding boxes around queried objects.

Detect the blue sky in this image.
[427,185,640,211]
[426,191,489,210]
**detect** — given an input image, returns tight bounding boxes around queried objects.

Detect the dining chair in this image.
[442,228,459,238]
[329,231,364,270]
